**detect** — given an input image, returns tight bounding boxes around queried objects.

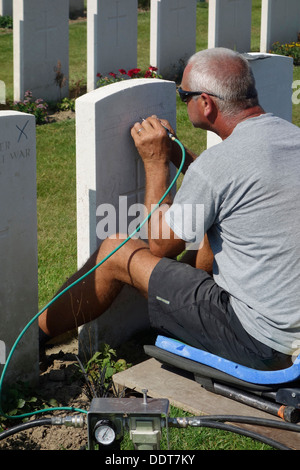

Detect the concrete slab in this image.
[113,358,300,450]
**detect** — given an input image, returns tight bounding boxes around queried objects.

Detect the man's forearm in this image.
[143,161,185,258]
[130,117,187,257]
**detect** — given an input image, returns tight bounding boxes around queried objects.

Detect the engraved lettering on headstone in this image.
[0,141,10,152]
[0,141,10,161]
[10,148,31,159]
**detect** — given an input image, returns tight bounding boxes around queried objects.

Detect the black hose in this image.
[169,414,300,450]
[197,420,291,450]
[194,415,300,433]
[0,418,52,441]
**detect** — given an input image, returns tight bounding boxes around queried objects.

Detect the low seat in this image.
[144,335,300,422]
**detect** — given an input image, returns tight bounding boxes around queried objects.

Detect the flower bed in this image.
[270,40,300,66]
[96,66,161,88]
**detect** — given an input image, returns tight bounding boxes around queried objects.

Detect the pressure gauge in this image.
[94,420,116,446]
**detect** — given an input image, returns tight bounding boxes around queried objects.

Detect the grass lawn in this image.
[0,0,299,450]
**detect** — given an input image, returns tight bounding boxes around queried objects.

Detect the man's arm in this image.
[131,116,186,258]
[161,126,198,174]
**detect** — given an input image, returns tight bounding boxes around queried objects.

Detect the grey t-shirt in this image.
[165,113,300,355]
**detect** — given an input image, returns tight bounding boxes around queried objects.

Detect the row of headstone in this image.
[0,42,294,380]
[0,0,84,18]
[11,0,300,102]
[87,0,198,91]
[209,0,300,53]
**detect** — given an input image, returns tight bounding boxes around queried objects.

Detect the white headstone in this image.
[208,0,252,52]
[0,0,12,16]
[150,0,197,80]
[76,78,177,353]
[87,0,138,92]
[260,0,300,53]
[13,0,69,102]
[0,111,38,386]
[0,80,5,104]
[207,53,294,148]
[69,0,84,17]
[0,341,5,365]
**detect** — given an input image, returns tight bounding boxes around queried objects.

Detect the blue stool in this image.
[144,336,300,423]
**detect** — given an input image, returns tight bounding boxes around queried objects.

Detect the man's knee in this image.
[96,234,157,294]
[97,234,149,268]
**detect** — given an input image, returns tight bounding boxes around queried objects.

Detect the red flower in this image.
[144,70,152,78]
[109,72,117,78]
[127,68,141,77]
[148,66,158,72]
[97,73,102,78]
[118,69,127,75]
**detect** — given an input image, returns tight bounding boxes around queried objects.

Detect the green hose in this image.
[0,137,186,420]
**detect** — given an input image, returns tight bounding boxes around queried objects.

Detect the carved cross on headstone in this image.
[36,9,58,59]
[170,0,186,35]
[108,1,127,46]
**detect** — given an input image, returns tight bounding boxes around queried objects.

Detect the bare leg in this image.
[179,234,214,274]
[38,236,161,339]
[195,234,214,275]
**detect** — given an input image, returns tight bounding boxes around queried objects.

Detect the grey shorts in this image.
[148,257,292,371]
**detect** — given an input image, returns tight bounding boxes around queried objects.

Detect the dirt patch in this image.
[47,109,75,123]
[0,338,89,450]
[0,330,154,450]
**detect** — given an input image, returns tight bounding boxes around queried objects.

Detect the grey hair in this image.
[186,48,259,116]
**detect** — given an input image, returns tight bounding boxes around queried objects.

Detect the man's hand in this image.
[131,116,173,166]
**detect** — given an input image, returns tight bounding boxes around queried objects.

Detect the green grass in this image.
[36,120,77,307]
[0,30,13,101]
[0,1,299,450]
[69,21,87,88]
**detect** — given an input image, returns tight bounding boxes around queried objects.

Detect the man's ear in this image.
[197,94,218,124]
[200,93,215,118]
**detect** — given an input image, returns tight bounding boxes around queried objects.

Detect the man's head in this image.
[181,48,259,118]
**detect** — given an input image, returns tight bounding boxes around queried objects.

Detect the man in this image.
[39,48,300,370]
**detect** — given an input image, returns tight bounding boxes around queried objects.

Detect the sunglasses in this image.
[177,87,224,103]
